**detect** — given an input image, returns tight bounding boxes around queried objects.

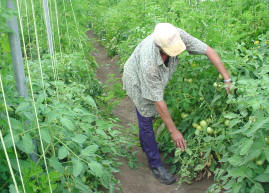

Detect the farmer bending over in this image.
[122,23,231,185]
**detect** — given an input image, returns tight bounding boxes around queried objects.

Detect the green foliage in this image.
[20,161,61,192]
[0,50,128,192]
[0,1,13,72]
[87,0,268,65]
[0,0,131,192]
[87,0,269,192]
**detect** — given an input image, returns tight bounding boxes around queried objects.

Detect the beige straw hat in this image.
[153,23,186,56]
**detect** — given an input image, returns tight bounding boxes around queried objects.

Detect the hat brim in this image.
[162,36,186,57]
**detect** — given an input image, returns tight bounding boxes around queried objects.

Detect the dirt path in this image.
[87,31,213,193]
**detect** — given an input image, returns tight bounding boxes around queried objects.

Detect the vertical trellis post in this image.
[7,0,38,162]
[42,0,54,57]
[42,0,59,98]
[7,0,28,98]
[188,0,192,6]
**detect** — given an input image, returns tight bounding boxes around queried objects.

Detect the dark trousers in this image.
[136,109,163,168]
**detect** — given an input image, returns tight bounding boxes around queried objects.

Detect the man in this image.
[122,23,231,185]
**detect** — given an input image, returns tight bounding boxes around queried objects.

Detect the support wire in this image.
[0,74,24,193]
[14,0,53,192]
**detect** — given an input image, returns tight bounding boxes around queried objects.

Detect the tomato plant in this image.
[0,0,133,192]
[2,0,268,192]
[86,0,269,192]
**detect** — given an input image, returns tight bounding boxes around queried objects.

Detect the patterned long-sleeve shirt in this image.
[122,28,208,117]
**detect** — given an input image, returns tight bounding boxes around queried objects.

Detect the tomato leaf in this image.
[229,119,241,129]
[228,166,252,178]
[81,144,98,157]
[255,173,269,183]
[47,111,58,123]
[41,128,51,144]
[72,134,87,144]
[58,146,68,160]
[223,178,235,190]
[83,96,97,109]
[73,159,83,177]
[88,161,103,177]
[74,178,92,192]
[49,156,64,174]
[3,134,19,148]
[240,138,253,155]
[224,112,239,119]
[10,118,24,132]
[232,183,241,193]
[60,117,75,130]
[22,134,35,154]
[250,182,264,193]
[228,155,242,166]
[16,101,30,113]
[244,149,262,163]
[246,118,269,137]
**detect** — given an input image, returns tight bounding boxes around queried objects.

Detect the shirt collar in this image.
[154,43,165,66]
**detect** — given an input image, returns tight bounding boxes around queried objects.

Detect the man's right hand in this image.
[170,129,186,151]
[155,100,187,151]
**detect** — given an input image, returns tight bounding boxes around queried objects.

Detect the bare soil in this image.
[87,31,213,193]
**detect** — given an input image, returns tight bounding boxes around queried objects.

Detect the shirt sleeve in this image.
[177,28,208,55]
[140,65,164,102]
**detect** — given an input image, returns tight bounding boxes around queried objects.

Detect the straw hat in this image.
[153,23,186,56]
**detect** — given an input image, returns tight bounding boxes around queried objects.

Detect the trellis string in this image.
[61,0,71,49]
[14,0,53,192]
[0,74,25,193]
[48,0,59,79]
[22,0,33,59]
[29,0,47,104]
[48,0,56,52]
[0,130,20,193]
[69,0,89,71]
[53,0,63,62]
[42,0,59,99]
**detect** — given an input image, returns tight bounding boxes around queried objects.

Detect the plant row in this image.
[86,0,269,192]
[0,0,130,192]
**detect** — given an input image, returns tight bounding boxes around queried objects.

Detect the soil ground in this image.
[87,31,213,193]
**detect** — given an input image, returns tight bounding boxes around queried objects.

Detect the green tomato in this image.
[181,113,188,119]
[256,160,264,166]
[195,129,200,135]
[224,120,230,127]
[218,74,223,80]
[218,83,223,88]
[175,149,182,157]
[82,177,86,183]
[200,120,207,128]
[249,116,256,123]
[206,118,212,123]
[213,82,218,88]
[197,125,203,131]
[185,148,192,155]
[207,127,214,134]
[192,123,199,128]
[265,137,269,145]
